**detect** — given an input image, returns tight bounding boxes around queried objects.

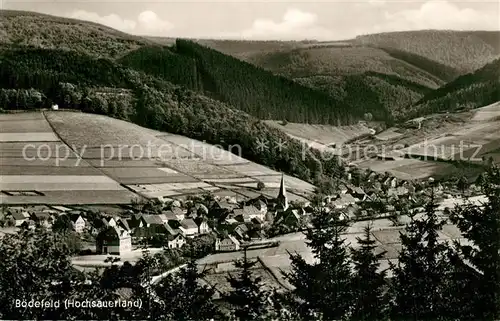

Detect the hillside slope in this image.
[0,10,152,58]
[405,58,500,119]
[233,44,452,121]
[194,31,499,121]
[119,41,379,124]
[355,30,500,73]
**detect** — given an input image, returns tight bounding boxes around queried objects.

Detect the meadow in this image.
[3,111,315,204]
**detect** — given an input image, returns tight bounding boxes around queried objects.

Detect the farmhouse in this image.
[215,234,240,252]
[180,218,199,237]
[11,211,30,226]
[30,212,52,228]
[96,226,132,255]
[232,205,264,222]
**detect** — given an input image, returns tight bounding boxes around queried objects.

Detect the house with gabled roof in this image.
[383,177,398,188]
[250,217,265,229]
[69,213,86,233]
[274,208,303,229]
[102,216,117,228]
[345,184,367,201]
[96,226,132,255]
[160,210,180,222]
[233,223,250,241]
[247,198,268,214]
[11,211,30,227]
[232,205,264,222]
[134,215,169,236]
[166,233,186,249]
[20,219,36,230]
[215,234,240,252]
[116,217,131,232]
[30,211,52,228]
[127,214,144,229]
[331,193,357,209]
[180,218,199,237]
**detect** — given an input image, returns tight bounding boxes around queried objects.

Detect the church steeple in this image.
[277,173,288,211]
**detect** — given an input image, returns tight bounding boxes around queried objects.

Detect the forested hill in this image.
[403,58,500,119]
[121,40,367,124]
[0,47,343,185]
[355,30,500,73]
[193,31,499,121]
[0,10,152,58]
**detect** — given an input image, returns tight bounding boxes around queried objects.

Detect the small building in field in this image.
[96,226,132,255]
[215,234,240,252]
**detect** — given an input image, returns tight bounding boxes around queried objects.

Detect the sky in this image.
[3,0,500,40]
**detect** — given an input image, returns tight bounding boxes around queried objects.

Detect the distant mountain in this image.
[403,58,500,119]
[355,30,500,73]
[196,31,499,122]
[1,10,498,126]
[215,43,455,121]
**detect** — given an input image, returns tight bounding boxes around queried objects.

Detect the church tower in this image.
[276,174,289,211]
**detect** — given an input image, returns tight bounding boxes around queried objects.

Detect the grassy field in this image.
[0,112,139,204]
[2,111,315,204]
[265,121,372,146]
[472,101,500,122]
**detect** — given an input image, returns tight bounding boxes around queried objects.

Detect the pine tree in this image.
[391,187,449,320]
[226,247,278,321]
[284,208,353,320]
[153,259,223,320]
[350,224,389,320]
[449,165,500,320]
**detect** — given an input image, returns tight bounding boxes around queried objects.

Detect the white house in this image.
[215,235,240,252]
[167,233,186,249]
[70,214,86,233]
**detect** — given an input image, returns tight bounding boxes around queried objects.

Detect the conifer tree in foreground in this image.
[284,207,353,320]
[449,165,500,320]
[350,224,389,320]
[226,248,278,321]
[391,186,449,320]
[153,258,224,321]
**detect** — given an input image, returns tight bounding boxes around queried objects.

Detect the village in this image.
[0,169,480,267]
